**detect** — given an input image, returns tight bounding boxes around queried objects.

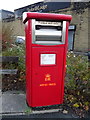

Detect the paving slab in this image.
[2,91,28,114]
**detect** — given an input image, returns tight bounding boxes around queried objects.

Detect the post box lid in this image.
[23,12,72,24]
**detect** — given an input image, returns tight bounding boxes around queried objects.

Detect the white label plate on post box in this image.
[40,54,56,65]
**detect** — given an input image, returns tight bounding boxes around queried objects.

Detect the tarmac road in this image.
[2,111,79,120]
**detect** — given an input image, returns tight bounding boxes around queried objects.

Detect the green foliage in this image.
[2,44,25,70]
[25,107,32,114]
[66,52,89,90]
[2,44,26,81]
[65,51,90,112]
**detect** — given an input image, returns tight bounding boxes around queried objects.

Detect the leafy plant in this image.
[2,44,25,81]
[65,51,90,113]
[25,107,32,114]
[66,52,89,90]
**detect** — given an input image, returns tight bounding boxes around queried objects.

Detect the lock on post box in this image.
[23,12,72,107]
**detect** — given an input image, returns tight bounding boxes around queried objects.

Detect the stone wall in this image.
[71,8,88,52]
[56,3,89,52]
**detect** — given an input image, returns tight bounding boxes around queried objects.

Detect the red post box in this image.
[23,12,72,107]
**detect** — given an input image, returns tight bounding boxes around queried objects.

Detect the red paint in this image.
[23,12,72,107]
[31,47,64,107]
[23,12,72,23]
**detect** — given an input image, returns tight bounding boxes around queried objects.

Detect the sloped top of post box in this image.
[23,12,72,24]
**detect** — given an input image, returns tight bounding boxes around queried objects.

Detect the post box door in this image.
[31,47,64,107]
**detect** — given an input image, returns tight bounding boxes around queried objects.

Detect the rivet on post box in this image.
[23,12,72,107]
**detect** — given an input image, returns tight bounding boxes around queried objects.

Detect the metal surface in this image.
[35,29,62,42]
[62,21,66,44]
[31,47,64,107]
[32,19,36,43]
[35,21,61,26]
[32,20,67,45]
[23,12,72,23]
[0,69,18,74]
[23,12,72,107]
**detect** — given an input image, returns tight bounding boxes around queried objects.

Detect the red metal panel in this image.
[25,20,32,106]
[31,47,64,107]
[23,12,72,23]
[32,43,65,47]
[24,12,72,107]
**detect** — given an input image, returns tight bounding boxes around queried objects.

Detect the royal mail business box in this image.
[23,12,72,107]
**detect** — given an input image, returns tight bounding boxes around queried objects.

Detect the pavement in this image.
[0,91,90,119]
